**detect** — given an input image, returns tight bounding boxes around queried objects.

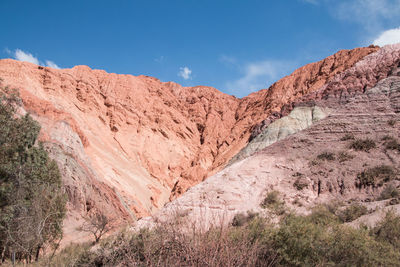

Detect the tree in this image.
[0,81,66,263]
[79,213,114,244]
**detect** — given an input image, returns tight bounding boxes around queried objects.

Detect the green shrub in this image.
[350,138,376,152]
[338,203,368,223]
[372,211,400,249]
[261,191,285,215]
[270,212,400,266]
[232,211,258,227]
[307,205,340,226]
[356,165,398,188]
[317,151,336,161]
[261,191,280,207]
[379,184,400,200]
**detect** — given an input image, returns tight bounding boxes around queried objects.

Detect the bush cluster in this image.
[338,203,368,223]
[316,152,335,161]
[382,136,400,151]
[41,208,400,266]
[350,138,376,152]
[261,191,285,215]
[379,184,400,200]
[356,165,398,188]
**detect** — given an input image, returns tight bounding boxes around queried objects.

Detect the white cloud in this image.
[373,27,400,46]
[178,66,192,80]
[11,49,61,69]
[226,60,294,97]
[14,49,39,65]
[45,60,60,69]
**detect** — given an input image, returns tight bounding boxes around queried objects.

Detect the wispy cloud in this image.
[335,0,400,32]
[219,55,237,65]
[154,56,164,63]
[373,27,400,46]
[45,60,60,69]
[14,49,39,65]
[178,66,192,80]
[301,0,319,5]
[8,48,61,69]
[226,60,295,97]
[302,0,400,45]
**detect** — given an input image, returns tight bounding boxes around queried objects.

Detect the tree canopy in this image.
[0,81,66,263]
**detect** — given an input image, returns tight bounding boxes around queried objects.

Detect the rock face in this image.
[233,44,400,163]
[0,46,378,241]
[138,44,400,230]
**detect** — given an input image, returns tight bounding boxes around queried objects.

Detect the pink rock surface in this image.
[140,71,400,231]
[0,46,377,243]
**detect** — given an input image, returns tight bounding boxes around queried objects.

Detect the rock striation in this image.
[0,46,378,241]
[137,44,400,230]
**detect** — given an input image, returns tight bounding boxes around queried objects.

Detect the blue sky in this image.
[1,0,400,97]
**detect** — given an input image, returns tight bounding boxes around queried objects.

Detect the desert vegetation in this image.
[356,165,398,188]
[337,203,369,223]
[340,133,355,141]
[382,135,400,151]
[0,83,66,263]
[379,184,400,200]
[350,138,376,152]
[25,207,400,266]
[261,191,286,215]
[316,151,336,161]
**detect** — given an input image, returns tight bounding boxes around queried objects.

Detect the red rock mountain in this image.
[139,43,400,230]
[0,46,378,241]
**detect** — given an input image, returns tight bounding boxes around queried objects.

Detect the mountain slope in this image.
[138,44,400,229]
[0,46,378,241]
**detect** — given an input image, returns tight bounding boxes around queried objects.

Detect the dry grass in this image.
[21,208,400,267]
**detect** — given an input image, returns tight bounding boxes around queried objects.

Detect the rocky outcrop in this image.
[229,106,327,164]
[137,45,400,230]
[236,44,400,162]
[0,46,379,241]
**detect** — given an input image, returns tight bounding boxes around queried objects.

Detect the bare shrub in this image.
[79,213,115,244]
[356,165,398,188]
[350,138,376,152]
[337,151,354,162]
[340,133,355,141]
[317,151,336,161]
[382,136,400,151]
[293,178,308,190]
[379,184,400,200]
